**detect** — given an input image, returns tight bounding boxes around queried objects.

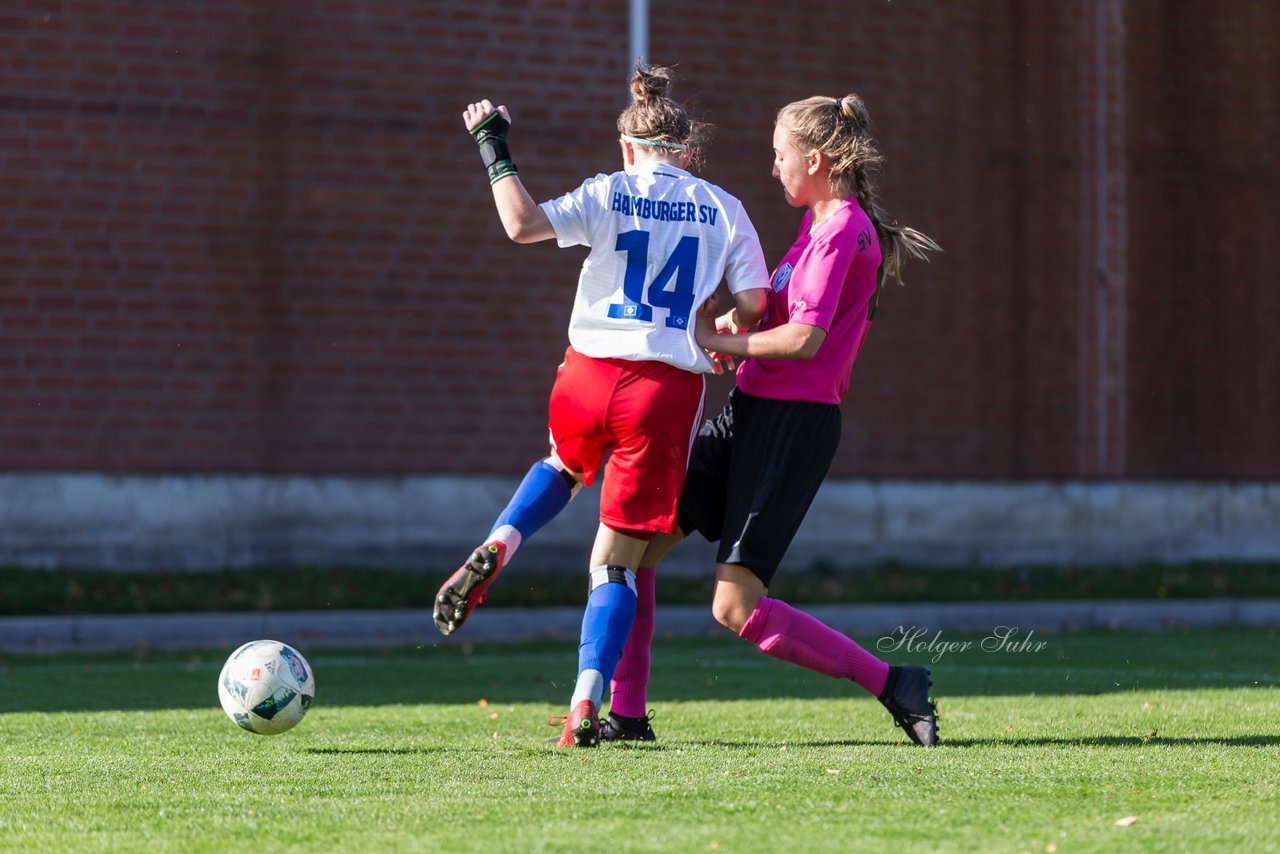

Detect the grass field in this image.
[2,629,1278,852]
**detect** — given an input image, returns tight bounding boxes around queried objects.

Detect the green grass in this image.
[2,629,1278,851]
[4,560,1280,616]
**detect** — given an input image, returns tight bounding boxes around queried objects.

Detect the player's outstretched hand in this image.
[706,349,736,375]
[463,99,511,133]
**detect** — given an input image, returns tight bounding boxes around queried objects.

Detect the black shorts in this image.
[676,387,841,586]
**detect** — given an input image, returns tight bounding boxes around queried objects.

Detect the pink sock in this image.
[738,596,889,696]
[608,566,656,718]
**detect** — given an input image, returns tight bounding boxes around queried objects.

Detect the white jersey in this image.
[540,162,769,372]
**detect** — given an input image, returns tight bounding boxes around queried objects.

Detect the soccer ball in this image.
[217,639,316,735]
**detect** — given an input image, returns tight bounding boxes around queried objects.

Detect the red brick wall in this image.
[2,0,1277,478]
[1123,0,1280,477]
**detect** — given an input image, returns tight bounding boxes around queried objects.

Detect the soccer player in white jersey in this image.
[439,64,769,747]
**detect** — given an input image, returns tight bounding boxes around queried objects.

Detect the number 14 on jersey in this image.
[607,230,699,329]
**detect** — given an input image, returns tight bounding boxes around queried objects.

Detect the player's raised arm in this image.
[463,99,555,243]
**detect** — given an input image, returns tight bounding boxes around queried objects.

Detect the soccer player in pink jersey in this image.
[600,93,944,747]
[442,65,769,747]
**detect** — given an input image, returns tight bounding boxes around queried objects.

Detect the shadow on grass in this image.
[304,746,454,756]
[303,745,572,756]
[299,734,1280,756]
[688,734,1280,749]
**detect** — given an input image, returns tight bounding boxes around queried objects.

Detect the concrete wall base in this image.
[1,474,1277,572]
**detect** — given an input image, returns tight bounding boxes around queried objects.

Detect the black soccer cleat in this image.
[599,710,657,743]
[433,542,507,637]
[878,665,939,747]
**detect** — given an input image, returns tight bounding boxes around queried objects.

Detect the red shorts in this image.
[548,346,705,535]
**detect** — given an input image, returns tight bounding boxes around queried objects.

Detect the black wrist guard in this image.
[470,111,518,184]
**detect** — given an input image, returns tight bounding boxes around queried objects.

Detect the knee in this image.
[711,565,765,635]
[543,452,583,495]
[711,598,749,634]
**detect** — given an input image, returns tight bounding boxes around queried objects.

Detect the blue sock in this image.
[487,460,574,548]
[571,567,637,708]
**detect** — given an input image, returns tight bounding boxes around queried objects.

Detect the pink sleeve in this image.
[786,239,856,331]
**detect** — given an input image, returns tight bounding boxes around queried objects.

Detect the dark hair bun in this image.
[630,63,673,103]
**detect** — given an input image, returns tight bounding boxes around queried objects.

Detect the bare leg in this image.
[710,562,766,632]
[637,530,685,568]
[588,522,649,570]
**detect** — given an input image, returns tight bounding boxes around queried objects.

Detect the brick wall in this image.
[2,0,1277,478]
[1122,0,1280,477]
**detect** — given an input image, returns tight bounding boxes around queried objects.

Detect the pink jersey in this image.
[737,198,883,405]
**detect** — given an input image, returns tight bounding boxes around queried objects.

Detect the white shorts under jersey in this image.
[540,162,769,373]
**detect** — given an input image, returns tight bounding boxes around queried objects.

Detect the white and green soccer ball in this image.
[217,640,316,735]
